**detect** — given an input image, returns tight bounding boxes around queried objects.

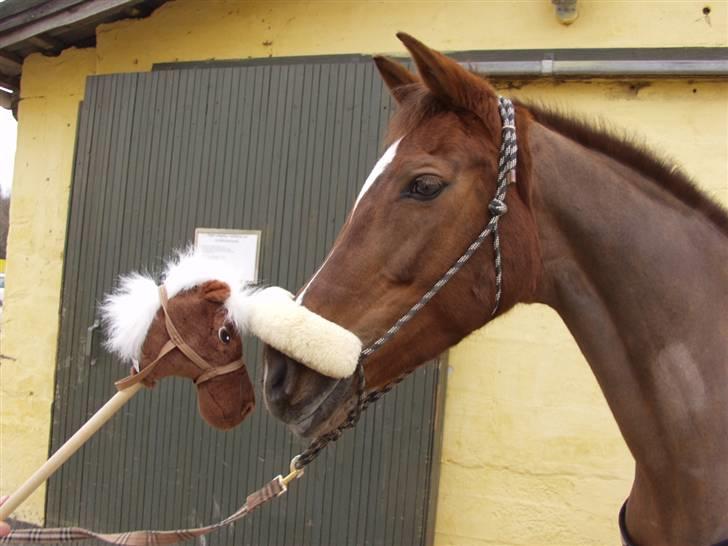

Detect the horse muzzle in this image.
[263,345,356,437]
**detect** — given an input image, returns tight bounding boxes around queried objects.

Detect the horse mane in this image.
[519,101,728,238]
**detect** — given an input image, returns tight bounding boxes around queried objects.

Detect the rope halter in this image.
[293,96,519,469]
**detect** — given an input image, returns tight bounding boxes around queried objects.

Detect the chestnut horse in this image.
[263,34,728,545]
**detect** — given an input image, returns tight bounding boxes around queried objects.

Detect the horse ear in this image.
[373,56,418,104]
[396,32,496,111]
[200,280,231,303]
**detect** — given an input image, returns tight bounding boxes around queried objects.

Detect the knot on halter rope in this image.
[114,285,245,391]
[292,96,519,471]
[488,198,508,217]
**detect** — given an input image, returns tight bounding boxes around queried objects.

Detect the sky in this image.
[0,0,15,198]
[0,107,16,197]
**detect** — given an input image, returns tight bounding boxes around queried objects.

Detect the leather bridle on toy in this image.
[114,285,245,391]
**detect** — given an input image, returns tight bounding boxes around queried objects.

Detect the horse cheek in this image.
[196,368,256,430]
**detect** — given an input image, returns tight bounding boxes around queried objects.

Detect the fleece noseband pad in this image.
[246,287,362,378]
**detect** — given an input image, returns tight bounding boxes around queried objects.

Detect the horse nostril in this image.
[265,347,288,396]
[264,346,306,411]
[283,357,300,397]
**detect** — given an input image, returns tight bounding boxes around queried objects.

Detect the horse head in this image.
[102,251,256,431]
[263,33,542,438]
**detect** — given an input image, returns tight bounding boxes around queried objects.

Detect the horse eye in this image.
[407,175,445,200]
[218,327,231,344]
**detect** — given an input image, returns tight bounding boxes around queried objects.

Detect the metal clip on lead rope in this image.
[280,456,305,487]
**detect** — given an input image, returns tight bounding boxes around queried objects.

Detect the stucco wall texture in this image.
[1,1,726,544]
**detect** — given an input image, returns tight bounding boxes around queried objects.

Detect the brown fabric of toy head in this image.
[138,280,255,430]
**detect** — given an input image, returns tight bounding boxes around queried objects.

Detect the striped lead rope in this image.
[0,477,287,544]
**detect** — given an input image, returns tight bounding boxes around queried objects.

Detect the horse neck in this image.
[527,121,728,545]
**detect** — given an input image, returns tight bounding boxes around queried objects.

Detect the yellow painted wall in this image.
[0,47,96,524]
[0,1,725,543]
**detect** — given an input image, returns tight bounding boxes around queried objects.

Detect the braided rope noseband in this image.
[293,96,518,469]
[0,98,517,544]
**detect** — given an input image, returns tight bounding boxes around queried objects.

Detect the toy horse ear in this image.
[396,32,497,114]
[200,280,231,303]
[373,55,418,104]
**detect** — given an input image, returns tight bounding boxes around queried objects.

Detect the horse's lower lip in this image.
[288,378,353,437]
[289,379,340,424]
[290,412,317,436]
[289,388,337,436]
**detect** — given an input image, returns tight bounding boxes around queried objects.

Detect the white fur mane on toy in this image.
[100,249,256,367]
[101,249,362,378]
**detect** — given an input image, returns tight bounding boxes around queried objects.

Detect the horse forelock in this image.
[384,75,502,145]
[384,85,446,146]
[101,249,258,364]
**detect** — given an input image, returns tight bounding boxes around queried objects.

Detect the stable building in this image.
[0,2,726,545]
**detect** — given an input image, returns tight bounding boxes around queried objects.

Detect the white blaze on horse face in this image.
[351,138,402,215]
[296,138,402,304]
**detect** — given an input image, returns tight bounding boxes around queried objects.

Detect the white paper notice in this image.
[194,229,261,283]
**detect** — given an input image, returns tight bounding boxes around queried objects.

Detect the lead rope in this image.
[0,98,517,544]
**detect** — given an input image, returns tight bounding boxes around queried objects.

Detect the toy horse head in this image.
[101,250,257,431]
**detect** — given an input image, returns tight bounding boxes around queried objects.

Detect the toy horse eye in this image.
[218,327,231,344]
[406,175,446,200]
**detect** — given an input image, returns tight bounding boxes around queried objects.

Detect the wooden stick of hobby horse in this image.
[0,383,143,522]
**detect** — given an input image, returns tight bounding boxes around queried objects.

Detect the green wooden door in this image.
[49,58,445,546]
